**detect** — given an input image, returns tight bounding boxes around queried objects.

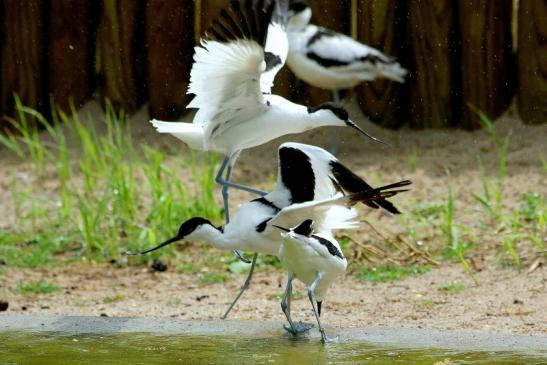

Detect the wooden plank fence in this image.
[1,0,545,130]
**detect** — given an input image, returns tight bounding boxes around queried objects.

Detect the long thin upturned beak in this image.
[271,224,290,232]
[125,235,180,256]
[346,119,390,146]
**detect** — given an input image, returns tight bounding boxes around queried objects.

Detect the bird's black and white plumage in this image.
[149,0,385,224]
[274,219,347,343]
[129,142,410,318]
[131,142,409,256]
[286,0,407,90]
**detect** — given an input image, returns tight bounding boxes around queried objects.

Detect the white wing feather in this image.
[187,40,267,140]
[268,194,359,234]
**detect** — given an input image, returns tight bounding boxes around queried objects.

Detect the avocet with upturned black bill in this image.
[127,142,411,318]
[285,0,407,153]
[149,0,386,226]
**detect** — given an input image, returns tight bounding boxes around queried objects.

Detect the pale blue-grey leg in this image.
[214,155,265,264]
[223,161,233,222]
[214,157,247,262]
[221,252,258,319]
[329,89,342,156]
[282,274,314,335]
[308,273,337,344]
[214,155,268,199]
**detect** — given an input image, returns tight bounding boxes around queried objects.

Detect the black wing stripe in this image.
[313,235,343,259]
[251,197,281,213]
[306,29,336,47]
[330,160,403,214]
[306,51,348,68]
[307,51,398,69]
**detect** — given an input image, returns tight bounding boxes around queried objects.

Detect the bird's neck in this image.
[265,96,344,136]
[191,223,233,250]
[288,8,312,30]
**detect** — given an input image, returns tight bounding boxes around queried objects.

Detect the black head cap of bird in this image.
[308,102,388,145]
[125,217,214,256]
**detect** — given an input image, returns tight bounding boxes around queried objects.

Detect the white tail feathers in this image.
[150,119,205,150]
[322,206,358,231]
[377,62,408,83]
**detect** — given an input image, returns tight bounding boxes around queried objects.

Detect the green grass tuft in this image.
[358,265,430,283]
[197,272,228,284]
[14,281,59,295]
[438,282,465,293]
[271,291,303,300]
[102,294,125,304]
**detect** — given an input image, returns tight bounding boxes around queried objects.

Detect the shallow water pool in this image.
[1,331,546,365]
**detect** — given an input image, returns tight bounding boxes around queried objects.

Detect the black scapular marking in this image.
[279,146,315,203]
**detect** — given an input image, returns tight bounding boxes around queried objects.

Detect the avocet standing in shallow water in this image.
[150,0,386,226]
[273,219,347,343]
[285,0,407,153]
[128,142,411,318]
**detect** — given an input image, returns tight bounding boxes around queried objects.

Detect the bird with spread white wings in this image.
[128,142,410,319]
[285,0,407,154]
[149,0,385,226]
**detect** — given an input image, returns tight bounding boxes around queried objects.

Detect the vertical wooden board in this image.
[459,0,514,130]
[293,0,351,105]
[408,0,459,129]
[49,0,94,111]
[146,0,194,120]
[518,0,547,125]
[354,0,408,129]
[1,0,46,126]
[96,0,145,113]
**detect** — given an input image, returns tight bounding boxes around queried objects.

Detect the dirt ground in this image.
[1,260,546,336]
[0,100,546,336]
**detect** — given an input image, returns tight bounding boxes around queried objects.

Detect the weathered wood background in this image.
[1,0,545,130]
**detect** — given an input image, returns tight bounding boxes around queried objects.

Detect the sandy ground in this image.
[0,100,546,336]
[0,260,546,336]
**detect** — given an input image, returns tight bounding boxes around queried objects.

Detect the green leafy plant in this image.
[408,146,419,173]
[442,171,478,285]
[469,104,510,225]
[539,153,547,173]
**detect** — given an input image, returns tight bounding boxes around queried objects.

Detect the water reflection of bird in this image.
[285,0,407,154]
[150,0,386,231]
[128,142,410,319]
[273,219,346,343]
